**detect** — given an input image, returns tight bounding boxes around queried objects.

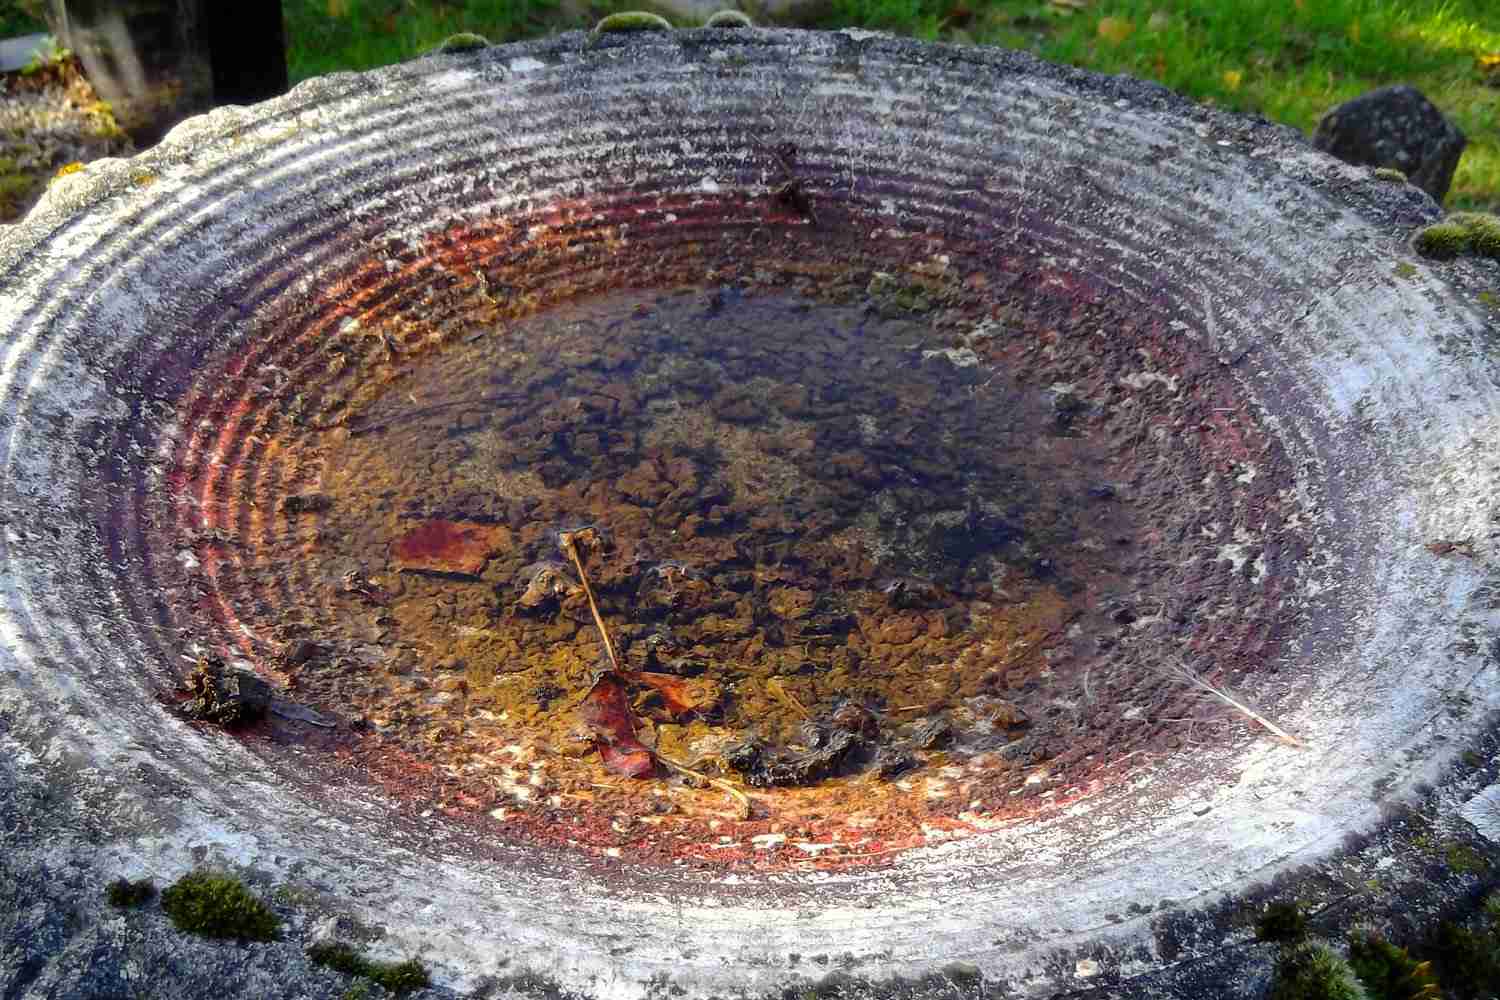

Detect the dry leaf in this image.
[327,0,349,15]
[578,673,655,778]
[1097,16,1134,44]
[1222,69,1243,91]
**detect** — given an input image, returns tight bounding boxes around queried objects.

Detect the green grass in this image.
[0,2,46,38]
[277,0,1497,210]
[283,0,566,82]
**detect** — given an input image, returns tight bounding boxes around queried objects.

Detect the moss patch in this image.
[1258,901,1310,944]
[159,871,280,942]
[1413,212,1500,261]
[1347,932,1441,1000]
[308,942,431,995]
[1270,941,1369,1000]
[104,877,156,908]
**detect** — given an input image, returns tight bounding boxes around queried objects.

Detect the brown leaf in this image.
[629,671,702,718]
[578,673,656,778]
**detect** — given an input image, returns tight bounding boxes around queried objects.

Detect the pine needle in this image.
[1157,659,1307,749]
[656,752,754,820]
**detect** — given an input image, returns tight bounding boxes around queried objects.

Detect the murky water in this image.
[270,286,1136,807]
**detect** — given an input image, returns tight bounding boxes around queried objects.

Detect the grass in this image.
[271,0,1497,210]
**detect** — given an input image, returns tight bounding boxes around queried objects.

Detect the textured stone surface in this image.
[1312,83,1467,202]
[3,27,1500,1000]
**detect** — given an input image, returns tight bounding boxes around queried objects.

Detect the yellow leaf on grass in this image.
[53,162,83,178]
[327,0,350,16]
[1347,19,1361,43]
[1222,69,1243,91]
[1097,16,1134,44]
[1480,52,1500,83]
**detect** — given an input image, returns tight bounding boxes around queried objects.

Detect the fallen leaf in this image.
[578,673,656,778]
[629,671,704,717]
[1480,53,1500,84]
[327,0,349,15]
[1222,69,1243,91]
[1097,17,1134,44]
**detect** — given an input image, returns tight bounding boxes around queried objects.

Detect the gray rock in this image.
[1312,84,1466,202]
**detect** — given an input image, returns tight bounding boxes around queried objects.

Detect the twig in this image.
[767,677,810,719]
[656,752,754,820]
[1157,659,1306,748]
[559,532,621,672]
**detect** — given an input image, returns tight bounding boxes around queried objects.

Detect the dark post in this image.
[46,0,287,147]
[203,0,287,106]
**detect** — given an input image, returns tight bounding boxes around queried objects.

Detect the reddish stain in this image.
[392,520,509,577]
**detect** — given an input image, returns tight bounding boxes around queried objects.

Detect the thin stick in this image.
[767,677,810,719]
[560,533,621,673]
[656,752,754,820]
[1159,659,1306,748]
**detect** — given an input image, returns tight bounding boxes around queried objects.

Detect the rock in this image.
[1311,85,1466,202]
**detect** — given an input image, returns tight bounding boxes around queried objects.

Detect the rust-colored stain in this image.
[392,520,510,576]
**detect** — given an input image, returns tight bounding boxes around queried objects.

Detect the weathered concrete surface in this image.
[3,27,1500,1000]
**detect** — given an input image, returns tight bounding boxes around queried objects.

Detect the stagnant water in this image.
[249,285,1139,817]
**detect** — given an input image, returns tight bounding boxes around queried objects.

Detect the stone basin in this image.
[3,26,1500,1000]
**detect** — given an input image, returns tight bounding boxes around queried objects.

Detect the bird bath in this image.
[3,27,1500,1000]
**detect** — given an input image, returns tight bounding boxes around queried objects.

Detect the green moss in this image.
[1393,261,1419,279]
[1347,932,1441,1000]
[1373,167,1409,183]
[705,10,755,27]
[433,32,491,53]
[1270,942,1370,1000]
[589,11,673,45]
[1451,212,1500,259]
[1413,222,1470,260]
[1443,841,1492,875]
[1479,291,1498,308]
[1258,901,1310,944]
[104,878,156,908]
[308,942,431,996]
[1414,213,1500,262]
[159,871,280,942]
[1423,920,1500,999]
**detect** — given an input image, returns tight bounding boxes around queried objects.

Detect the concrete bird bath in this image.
[4,27,1500,1000]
